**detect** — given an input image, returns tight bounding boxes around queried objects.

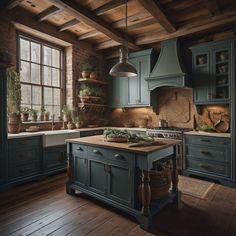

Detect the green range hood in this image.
[146,38,191,90]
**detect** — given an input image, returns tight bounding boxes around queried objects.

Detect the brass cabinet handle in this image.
[201,150,211,155]
[200,139,211,142]
[93,149,100,154]
[114,153,125,160]
[199,164,211,170]
[76,147,82,151]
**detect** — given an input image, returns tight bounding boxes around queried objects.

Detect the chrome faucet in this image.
[52,114,55,130]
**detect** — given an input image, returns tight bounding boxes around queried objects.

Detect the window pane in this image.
[52,49,60,68]
[31,63,40,84]
[52,68,60,87]
[32,105,41,114]
[20,61,30,82]
[20,38,30,61]
[43,66,51,85]
[53,106,60,118]
[21,84,31,104]
[43,46,51,66]
[44,87,53,105]
[45,105,53,117]
[32,86,42,105]
[53,88,61,105]
[31,42,40,63]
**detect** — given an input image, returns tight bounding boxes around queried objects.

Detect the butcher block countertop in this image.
[66,135,181,154]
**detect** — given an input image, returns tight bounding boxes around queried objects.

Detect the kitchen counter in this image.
[185,131,230,138]
[66,135,180,154]
[66,134,180,230]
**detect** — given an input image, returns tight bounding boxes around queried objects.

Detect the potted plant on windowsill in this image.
[44,111,50,121]
[21,106,30,122]
[7,70,22,134]
[62,105,71,122]
[40,105,46,121]
[30,109,38,122]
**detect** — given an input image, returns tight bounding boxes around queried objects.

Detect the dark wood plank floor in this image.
[0,174,236,236]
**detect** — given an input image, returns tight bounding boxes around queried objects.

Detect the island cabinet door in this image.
[107,162,133,207]
[73,155,88,188]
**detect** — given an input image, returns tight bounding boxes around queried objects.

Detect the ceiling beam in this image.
[137,0,176,33]
[135,10,236,45]
[95,40,121,50]
[204,0,221,16]
[78,30,102,40]
[112,12,151,28]
[128,19,157,31]
[47,0,139,50]
[95,0,126,16]
[6,0,24,9]
[36,5,63,22]
[58,19,79,31]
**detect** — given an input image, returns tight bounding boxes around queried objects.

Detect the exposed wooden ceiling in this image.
[5,0,236,54]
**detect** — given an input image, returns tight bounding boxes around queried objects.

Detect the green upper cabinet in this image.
[107,49,158,108]
[190,40,231,104]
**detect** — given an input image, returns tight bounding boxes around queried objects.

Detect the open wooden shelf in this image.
[78,103,107,113]
[78,78,107,85]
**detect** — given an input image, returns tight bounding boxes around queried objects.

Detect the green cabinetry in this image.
[44,145,67,175]
[183,134,232,184]
[8,136,43,183]
[108,49,158,108]
[190,40,231,104]
[0,64,8,185]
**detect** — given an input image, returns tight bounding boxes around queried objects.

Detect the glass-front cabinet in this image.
[190,41,231,104]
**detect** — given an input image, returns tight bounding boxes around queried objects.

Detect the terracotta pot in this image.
[75,122,82,129]
[8,122,21,134]
[67,122,75,129]
[31,115,37,122]
[9,113,21,123]
[44,114,50,121]
[90,72,98,80]
[22,113,29,122]
[81,71,90,78]
[40,113,44,121]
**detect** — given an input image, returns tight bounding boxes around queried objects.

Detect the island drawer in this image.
[88,146,107,160]
[108,149,134,164]
[186,158,230,177]
[8,136,42,149]
[185,145,230,163]
[185,135,230,147]
[72,144,88,156]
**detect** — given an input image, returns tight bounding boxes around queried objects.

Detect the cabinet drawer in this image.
[88,146,107,161]
[8,162,40,180]
[108,149,134,165]
[8,136,42,149]
[72,144,87,157]
[186,158,230,177]
[186,145,230,163]
[185,135,230,147]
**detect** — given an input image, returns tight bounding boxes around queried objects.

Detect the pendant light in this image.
[109,0,137,77]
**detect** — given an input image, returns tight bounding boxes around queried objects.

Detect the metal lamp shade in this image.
[109,47,137,77]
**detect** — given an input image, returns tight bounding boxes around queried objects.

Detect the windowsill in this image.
[22,121,63,124]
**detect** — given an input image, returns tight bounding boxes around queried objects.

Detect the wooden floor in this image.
[0,174,236,236]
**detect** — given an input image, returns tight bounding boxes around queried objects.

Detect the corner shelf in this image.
[78,78,107,85]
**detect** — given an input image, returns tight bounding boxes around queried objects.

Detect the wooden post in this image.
[171,145,178,192]
[141,170,151,216]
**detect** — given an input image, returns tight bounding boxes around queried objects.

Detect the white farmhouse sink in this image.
[43,130,80,147]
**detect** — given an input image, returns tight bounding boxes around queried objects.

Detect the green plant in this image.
[7,70,21,114]
[40,105,46,113]
[80,62,92,72]
[30,108,38,116]
[21,106,30,114]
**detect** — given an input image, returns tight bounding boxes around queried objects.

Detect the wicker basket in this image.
[149,167,171,200]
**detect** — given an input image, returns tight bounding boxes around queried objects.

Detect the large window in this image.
[19,35,64,118]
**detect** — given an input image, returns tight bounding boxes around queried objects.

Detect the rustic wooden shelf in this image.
[78,103,107,112]
[78,78,107,85]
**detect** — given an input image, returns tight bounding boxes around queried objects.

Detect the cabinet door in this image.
[44,145,67,172]
[88,158,107,195]
[212,46,230,102]
[107,162,133,206]
[128,58,138,105]
[139,56,151,105]
[193,51,211,103]
[74,155,88,188]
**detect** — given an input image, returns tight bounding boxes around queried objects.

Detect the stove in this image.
[146,127,192,170]
[146,127,192,140]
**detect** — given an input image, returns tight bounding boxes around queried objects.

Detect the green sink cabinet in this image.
[108,49,158,108]
[8,136,43,184]
[0,64,8,186]
[190,40,231,104]
[44,145,67,175]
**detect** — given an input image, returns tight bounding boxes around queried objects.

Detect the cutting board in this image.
[166,96,191,123]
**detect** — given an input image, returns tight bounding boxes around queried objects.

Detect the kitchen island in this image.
[66,135,181,230]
